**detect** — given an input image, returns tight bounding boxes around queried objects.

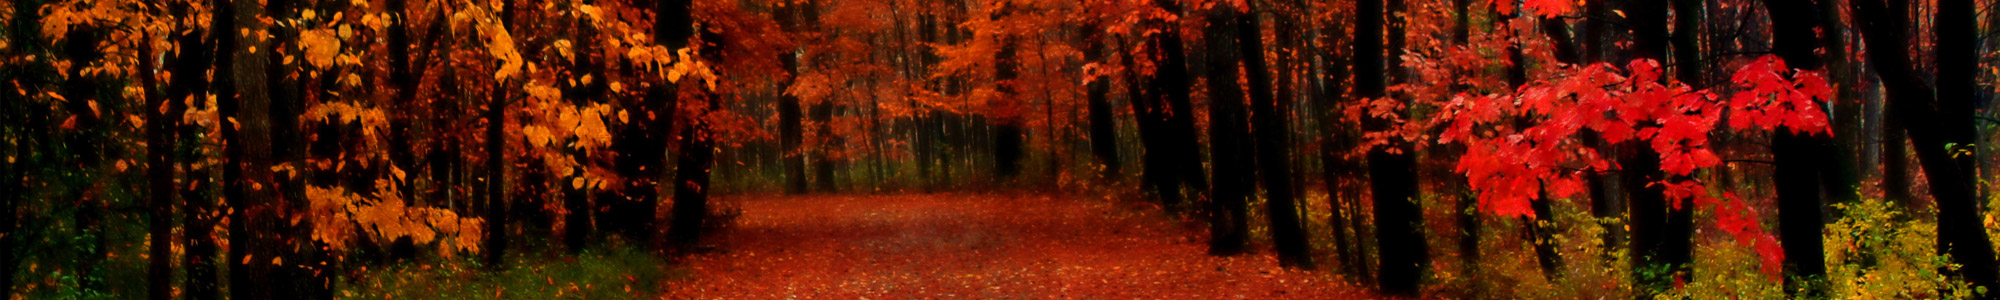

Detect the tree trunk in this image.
[1202,4,1252,257]
[1762,0,1830,294]
[1147,0,1209,210]
[1853,0,2000,295]
[1238,4,1314,270]
[57,26,109,295]
[1622,0,1693,295]
[168,1,219,297]
[778,2,808,193]
[662,0,714,251]
[1085,23,1121,179]
[1360,0,1427,294]
[991,5,1024,179]
[141,26,180,300]
[227,0,289,293]
[0,3,43,296]
[1312,7,1366,279]
[487,0,516,266]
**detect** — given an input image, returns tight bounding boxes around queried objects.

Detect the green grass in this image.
[343,246,688,299]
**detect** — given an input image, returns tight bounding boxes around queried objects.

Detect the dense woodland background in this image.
[5,0,2000,298]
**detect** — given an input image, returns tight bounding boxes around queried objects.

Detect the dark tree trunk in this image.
[0,2,41,296]
[778,2,808,193]
[215,0,250,294]
[1237,5,1314,269]
[1313,8,1366,280]
[991,6,1024,179]
[383,0,421,262]
[141,26,180,300]
[663,0,717,251]
[1623,0,1693,295]
[1852,0,2000,295]
[486,1,516,267]
[1762,0,1830,294]
[227,0,289,293]
[812,100,838,192]
[1124,32,1180,207]
[1455,0,1481,283]
[1084,23,1121,179]
[0,111,20,300]
[1202,5,1252,257]
[1360,0,1427,294]
[1882,106,1912,205]
[57,26,108,296]
[1147,0,1209,209]
[265,0,321,294]
[166,1,219,297]
[387,0,417,199]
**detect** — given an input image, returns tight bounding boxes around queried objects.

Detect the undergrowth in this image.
[341,246,686,299]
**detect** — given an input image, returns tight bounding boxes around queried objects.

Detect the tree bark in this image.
[1203,4,1252,257]
[141,26,180,300]
[1853,0,2000,296]
[1762,0,1830,294]
[991,5,1024,179]
[1084,23,1121,179]
[1360,0,1427,294]
[169,1,219,297]
[777,2,809,194]
[1238,3,1314,269]
[1148,0,1210,210]
[486,0,516,267]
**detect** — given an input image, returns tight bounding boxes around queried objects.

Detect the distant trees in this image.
[5,0,2000,298]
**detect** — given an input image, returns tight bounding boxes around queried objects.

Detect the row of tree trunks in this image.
[1235,2,1316,270]
[0,1,49,296]
[1851,0,2000,296]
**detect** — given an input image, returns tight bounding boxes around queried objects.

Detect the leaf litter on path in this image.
[661,193,1370,299]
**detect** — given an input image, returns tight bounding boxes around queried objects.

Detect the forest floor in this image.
[660,192,1369,299]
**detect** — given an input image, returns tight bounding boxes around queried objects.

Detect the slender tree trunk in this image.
[1238,4,1315,269]
[778,1,808,193]
[1313,6,1366,279]
[141,26,180,300]
[1085,23,1121,179]
[57,26,108,296]
[1360,0,1428,294]
[165,1,219,297]
[1203,4,1252,257]
[215,0,250,294]
[1454,0,1482,284]
[486,0,516,267]
[1623,0,1692,295]
[991,5,1024,179]
[0,3,42,296]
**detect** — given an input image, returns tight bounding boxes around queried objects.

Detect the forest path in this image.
[660,192,1368,299]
